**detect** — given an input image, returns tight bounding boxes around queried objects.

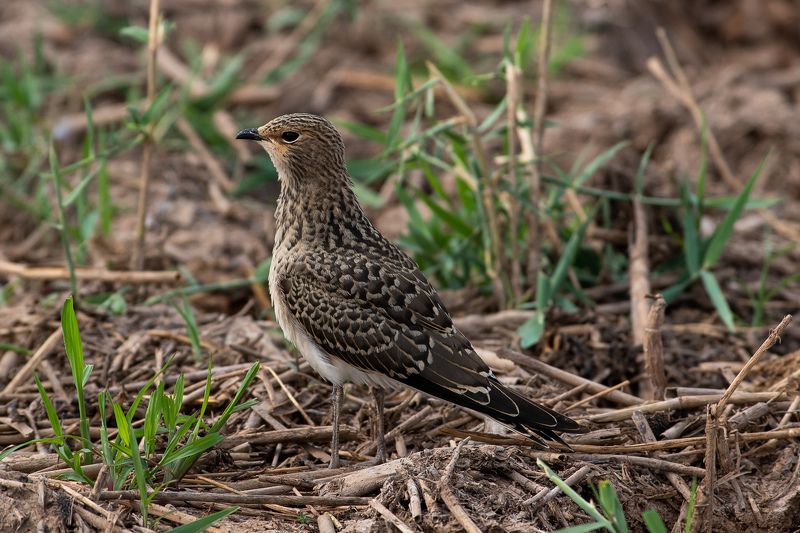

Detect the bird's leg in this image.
[371,387,387,464]
[329,384,343,469]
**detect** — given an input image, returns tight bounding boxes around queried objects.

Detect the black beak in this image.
[235,128,262,141]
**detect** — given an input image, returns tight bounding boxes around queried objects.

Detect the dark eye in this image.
[281,131,300,143]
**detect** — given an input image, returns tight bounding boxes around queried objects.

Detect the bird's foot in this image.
[374,449,386,465]
[329,453,340,469]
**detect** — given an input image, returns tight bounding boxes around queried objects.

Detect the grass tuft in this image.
[0,297,258,529]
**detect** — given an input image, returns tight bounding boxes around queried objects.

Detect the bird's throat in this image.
[273,175,366,252]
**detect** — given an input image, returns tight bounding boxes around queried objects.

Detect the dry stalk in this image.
[317,513,336,533]
[524,465,592,506]
[748,394,800,455]
[131,0,162,270]
[629,195,651,348]
[0,259,180,284]
[648,28,793,249]
[427,61,507,308]
[318,457,406,497]
[406,479,423,519]
[361,405,434,455]
[499,348,644,406]
[717,314,792,411]
[264,365,316,426]
[156,46,208,97]
[505,62,524,303]
[647,28,740,190]
[700,404,718,533]
[53,81,281,138]
[631,411,692,501]
[439,439,481,533]
[643,294,667,401]
[524,0,554,290]
[99,490,369,507]
[563,380,631,412]
[369,499,416,533]
[148,503,225,532]
[250,0,328,82]
[1,329,62,395]
[587,391,787,423]
[176,117,235,193]
[218,426,357,449]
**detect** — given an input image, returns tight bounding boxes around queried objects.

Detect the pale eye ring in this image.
[281,131,300,143]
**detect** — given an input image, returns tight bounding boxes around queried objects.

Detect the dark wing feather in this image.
[279,249,584,443]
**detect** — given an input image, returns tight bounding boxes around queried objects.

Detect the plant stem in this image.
[505,61,524,304]
[131,0,161,270]
[525,0,554,292]
[427,61,509,308]
[50,144,78,299]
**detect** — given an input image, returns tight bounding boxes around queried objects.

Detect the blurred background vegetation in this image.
[1,0,799,339]
[3,1,800,530]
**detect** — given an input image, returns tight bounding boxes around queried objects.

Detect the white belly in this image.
[269,263,395,389]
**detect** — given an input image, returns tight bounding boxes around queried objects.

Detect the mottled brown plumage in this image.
[237,114,584,466]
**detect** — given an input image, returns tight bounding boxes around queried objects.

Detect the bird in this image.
[236,113,585,467]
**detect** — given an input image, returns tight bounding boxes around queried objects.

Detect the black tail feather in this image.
[402,374,586,446]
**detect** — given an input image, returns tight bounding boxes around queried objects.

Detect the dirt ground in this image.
[1,0,800,531]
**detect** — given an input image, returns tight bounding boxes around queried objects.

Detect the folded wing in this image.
[279,251,584,444]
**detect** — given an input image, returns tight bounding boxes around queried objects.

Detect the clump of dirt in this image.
[0,471,72,532]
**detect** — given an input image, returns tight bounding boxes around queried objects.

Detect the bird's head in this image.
[236,113,347,186]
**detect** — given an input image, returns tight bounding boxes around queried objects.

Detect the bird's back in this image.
[271,193,584,444]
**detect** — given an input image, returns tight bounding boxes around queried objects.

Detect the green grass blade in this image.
[34,375,64,441]
[126,357,172,422]
[514,17,534,67]
[642,509,668,533]
[163,374,184,429]
[98,392,116,483]
[597,480,628,533]
[144,277,253,306]
[0,437,63,461]
[703,196,778,210]
[477,96,507,133]
[173,299,203,362]
[681,184,701,276]
[114,402,149,521]
[162,417,196,463]
[143,383,163,457]
[97,160,112,235]
[0,342,31,355]
[518,311,545,349]
[162,433,225,466]
[573,141,628,189]
[549,207,595,297]
[336,119,387,144]
[63,165,102,207]
[209,362,260,433]
[661,275,693,304]
[634,143,654,195]
[418,194,473,237]
[165,507,239,533]
[385,41,410,152]
[684,478,697,533]
[702,155,766,269]
[553,524,606,533]
[61,297,91,461]
[537,460,610,526]
[700,270,735,331]
[50,143,78,298]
